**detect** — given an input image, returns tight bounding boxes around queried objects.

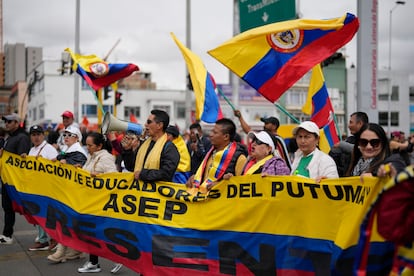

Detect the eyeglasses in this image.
[253,137,268,146]
[4,120,13,124]
[358,138,381,148]
[147,119,158,124]
[62,133,77,138]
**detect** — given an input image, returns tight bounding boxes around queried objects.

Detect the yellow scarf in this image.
[243,155,272,175]
[134,133,168,171]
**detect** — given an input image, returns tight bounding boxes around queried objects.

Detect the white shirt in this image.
[28,140,58,160]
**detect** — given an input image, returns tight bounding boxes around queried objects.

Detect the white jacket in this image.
[291,148,339,179]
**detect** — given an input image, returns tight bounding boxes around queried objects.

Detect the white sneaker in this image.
[78,261,101,273]
[0,235,13,245]
[111,263,123,274]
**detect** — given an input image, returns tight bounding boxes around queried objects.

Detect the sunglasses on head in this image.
[253,137,268,146]
[358,138,381,148]
[63,133,77,138]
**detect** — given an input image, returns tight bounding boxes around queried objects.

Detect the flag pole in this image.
[332,112,343,140]
[274,102,300,124]
[217,87,236,111]
[87,86,105,114]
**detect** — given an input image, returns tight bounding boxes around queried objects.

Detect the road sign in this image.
[239,0,296,32]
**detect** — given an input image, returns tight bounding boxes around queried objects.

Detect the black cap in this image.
[29,125,44,134]
[260,116,279,127]
[166,125,179,138]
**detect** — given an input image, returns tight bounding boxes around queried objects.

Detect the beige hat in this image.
[293,121,320,136]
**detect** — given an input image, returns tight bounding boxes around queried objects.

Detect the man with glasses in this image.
[0,113,31,245]
[134,110,179,182]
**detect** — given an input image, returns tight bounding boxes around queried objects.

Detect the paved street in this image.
[0,210,138,275]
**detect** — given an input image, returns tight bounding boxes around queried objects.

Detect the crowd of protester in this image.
[0,108,413,274]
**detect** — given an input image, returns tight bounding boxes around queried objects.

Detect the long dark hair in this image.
[87,132,112,152]
[346,123,390,176]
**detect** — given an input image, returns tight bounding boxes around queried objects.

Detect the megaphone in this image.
[101,112,143,135]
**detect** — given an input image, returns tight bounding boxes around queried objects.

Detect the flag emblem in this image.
[267,29,304,52]
[90,62,109,77]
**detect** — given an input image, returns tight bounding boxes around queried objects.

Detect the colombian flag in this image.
[208,13,359,103]
[302,64,335,128]
[303,64,340,151]
[65,48,139,91]
[171,33,222,123]
[321,120,340,152]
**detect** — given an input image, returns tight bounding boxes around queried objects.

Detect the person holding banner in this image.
[134,109,179,182]
[48,126,87,263]
[25,125,58,251]
[186,118,247,192]
[224,130,290,177]
[290,121,338,182]
[75,132,122,273]
[346,123,406,177]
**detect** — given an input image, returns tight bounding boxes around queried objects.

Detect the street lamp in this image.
[388,1,405,70]
[387,0,405,133]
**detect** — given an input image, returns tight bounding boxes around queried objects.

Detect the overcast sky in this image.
[3,0,413,89]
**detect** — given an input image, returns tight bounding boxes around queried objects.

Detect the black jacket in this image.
[4,127,30,155]
[139,141,179,182]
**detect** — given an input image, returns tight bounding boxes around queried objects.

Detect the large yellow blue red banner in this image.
[0,152,393,275]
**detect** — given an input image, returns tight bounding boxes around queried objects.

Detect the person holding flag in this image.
[290,121,338,182]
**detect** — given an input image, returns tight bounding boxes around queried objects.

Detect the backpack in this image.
[376,166,414,244]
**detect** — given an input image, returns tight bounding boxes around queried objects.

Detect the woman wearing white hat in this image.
[224,130,290,177]
[48,125,87,263]
[290,121,338,182]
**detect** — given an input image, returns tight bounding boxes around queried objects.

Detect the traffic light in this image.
[115,91,123,105]
[104,86,111,100]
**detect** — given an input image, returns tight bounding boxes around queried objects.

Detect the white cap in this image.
[248,131,275,153]
[293,121,320,136]
[64,125,82,142]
